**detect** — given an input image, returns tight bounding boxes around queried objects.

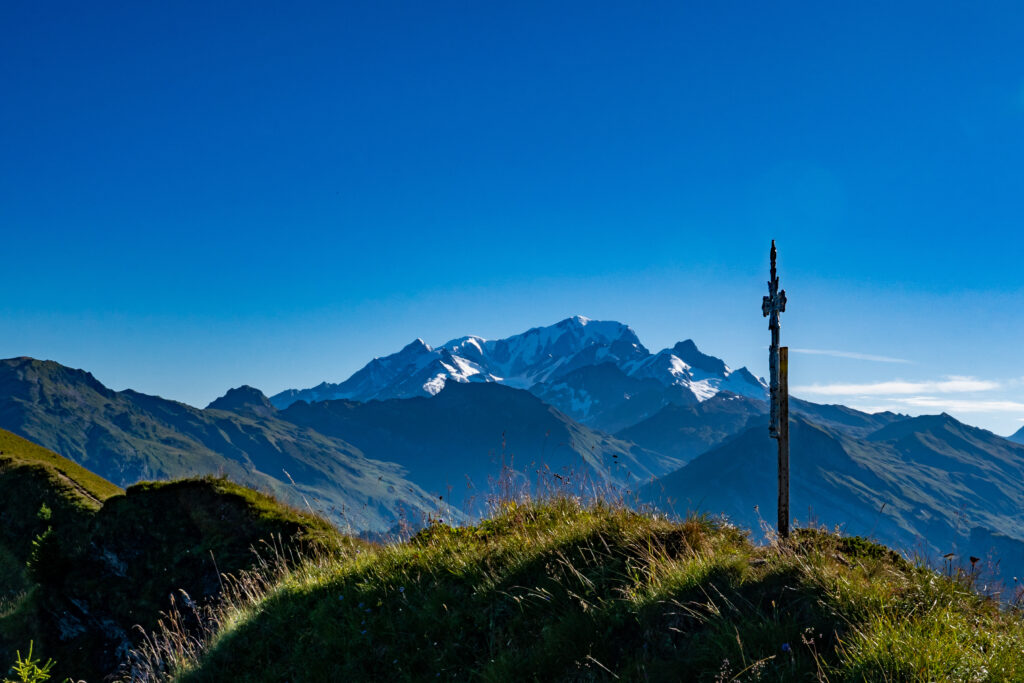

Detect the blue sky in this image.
[2,1,1023,434]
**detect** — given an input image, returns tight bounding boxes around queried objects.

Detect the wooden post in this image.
[778,346,790,539]
[762,240,789,539]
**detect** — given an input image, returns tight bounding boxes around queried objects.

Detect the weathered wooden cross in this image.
[762,240,790,538]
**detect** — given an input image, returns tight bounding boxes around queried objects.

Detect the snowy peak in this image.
[488,316,646,386]
[441,336,487,363]
[624,339,765,403]
[268,317,766,421]
[397,338,433,355]
[433,316,647,390]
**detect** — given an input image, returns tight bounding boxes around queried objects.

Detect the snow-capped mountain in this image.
[271,316,767,431]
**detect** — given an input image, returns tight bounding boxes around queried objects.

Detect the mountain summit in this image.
[269,317,766,430]
[206,385,277,418]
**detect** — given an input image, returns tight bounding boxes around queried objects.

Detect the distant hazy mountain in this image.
[643,412,1024,580]
[1008,425,1024,445]
[610,394,905,465]
[616,393,766,463]
[0,358,442,531]
[270,316,766,433]
[279,382,681,513]
[789,398,905,438]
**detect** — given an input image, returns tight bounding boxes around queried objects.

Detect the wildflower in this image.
[338,595,344,601]
[781,643,791,653]
[361,629,367,635]
[399,586,405,593]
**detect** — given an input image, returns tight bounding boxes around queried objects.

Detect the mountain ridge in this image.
[269,316,767,434]
[0,357,442,532]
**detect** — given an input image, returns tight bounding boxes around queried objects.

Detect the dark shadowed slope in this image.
[615,392,766,462]
[280,382,681,511]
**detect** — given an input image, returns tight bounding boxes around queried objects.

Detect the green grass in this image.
[0,429,122,506]
[131,497,1024,682]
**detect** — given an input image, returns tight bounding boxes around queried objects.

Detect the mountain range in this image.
[2,316,1024,585]
[0,357,442,532]
[270,315,767,433]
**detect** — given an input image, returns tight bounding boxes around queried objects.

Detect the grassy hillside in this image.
[0,430,360,682]
[0,428,123,504]
[137,498,1024,682]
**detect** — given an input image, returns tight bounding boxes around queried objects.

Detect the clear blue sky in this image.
[2,1,1023,434]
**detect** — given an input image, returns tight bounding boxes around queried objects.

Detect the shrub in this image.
[3,642,56,683]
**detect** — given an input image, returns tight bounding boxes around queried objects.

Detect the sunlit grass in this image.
[120,495,1024,682]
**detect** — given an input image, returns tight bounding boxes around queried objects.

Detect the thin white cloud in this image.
[849,397,1024,414]
[899,397,1024,413]
[790,348,912,364]
[792,377,1000,396]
